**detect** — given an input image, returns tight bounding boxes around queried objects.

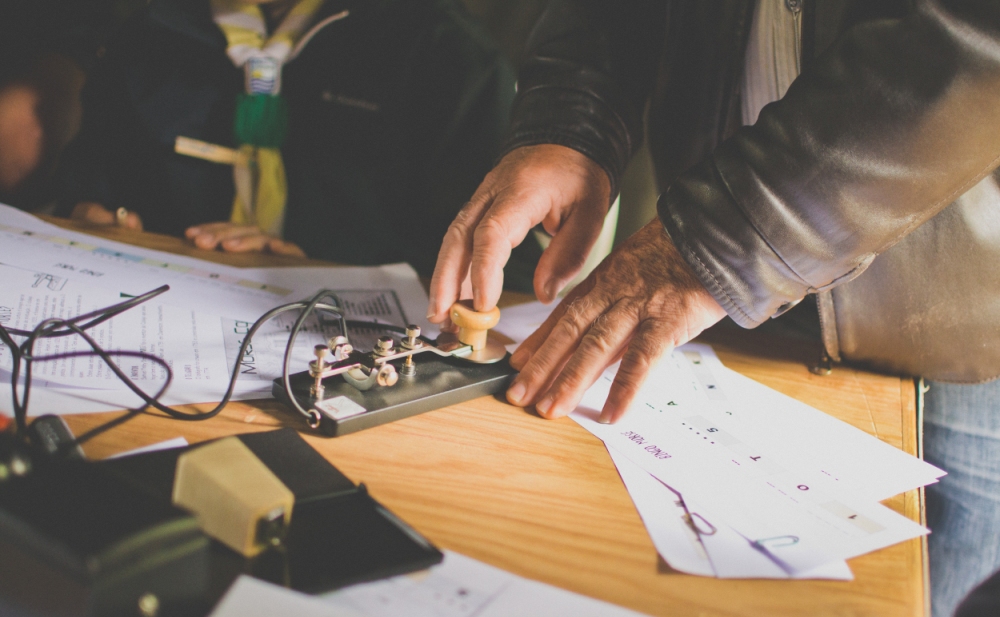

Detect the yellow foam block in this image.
[172,437,293,557]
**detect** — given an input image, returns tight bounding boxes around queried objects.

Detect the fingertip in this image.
[185,227,200,238]
[506,380,526,406]
[194,235,215,249]
[542,279,563,304]
[535,395,554,418]
[426,294,448,323]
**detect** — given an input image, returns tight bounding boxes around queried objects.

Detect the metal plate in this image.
[273,353,516,437]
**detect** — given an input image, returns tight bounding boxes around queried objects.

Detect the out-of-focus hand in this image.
[505,220,728,424]
[0,84,42,193]
[70,202,143,230]
[427,144,611,323]
[184,222,306,257]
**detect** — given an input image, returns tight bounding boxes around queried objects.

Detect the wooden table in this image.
[50,220,926,617]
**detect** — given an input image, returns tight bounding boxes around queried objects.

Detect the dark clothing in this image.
[57,0,516,277]
[502,0,1000,383]
[956,567,1000,617]
[0,0,124,84]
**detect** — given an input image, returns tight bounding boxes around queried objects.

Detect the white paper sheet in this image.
[323,550,647,617]
[210,575,367,617]
[493,300,556,346]
[0,262,232,393]
[107,436,189,459]
[607,446,853,579]
[0,204,436,415]
[606,445,716,576]
[0,204,432,330]
[572,351,929,573]
[678,345,944,500]
[209,554,650,617]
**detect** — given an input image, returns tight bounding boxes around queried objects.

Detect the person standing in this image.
[427,2,1000,614]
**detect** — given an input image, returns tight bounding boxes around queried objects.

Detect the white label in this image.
[314,396,367,421]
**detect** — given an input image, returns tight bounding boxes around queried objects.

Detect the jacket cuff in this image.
[499,83,635,203]
[657,159,811,328]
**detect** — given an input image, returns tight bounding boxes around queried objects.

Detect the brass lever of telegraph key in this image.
[450,300,500,351]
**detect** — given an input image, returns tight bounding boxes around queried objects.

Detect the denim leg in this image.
[924,379,1000,617]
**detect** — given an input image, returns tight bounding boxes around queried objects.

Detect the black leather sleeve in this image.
[659,0,1000,327]
[499,0,667,200]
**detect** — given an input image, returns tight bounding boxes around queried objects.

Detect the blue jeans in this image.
[925,379,1000,617]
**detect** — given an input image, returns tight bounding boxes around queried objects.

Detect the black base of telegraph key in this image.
[272,353,516,436]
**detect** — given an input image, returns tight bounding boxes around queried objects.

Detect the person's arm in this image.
[662,0,1000,327]
[508,0,1000,424]
[427,0,666,319]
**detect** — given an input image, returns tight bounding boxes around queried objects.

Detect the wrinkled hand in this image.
[427,144,611,323]
[505,220,727,424]
[184,222,306,257]
[71,202,143,230]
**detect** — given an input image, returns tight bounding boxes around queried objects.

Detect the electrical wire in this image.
[0,285,416,452]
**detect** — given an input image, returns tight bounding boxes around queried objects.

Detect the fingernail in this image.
[543,280,559,303]
[507,381,526,405]
[536,395,553,417]
[598,412,612,424]
[509,348,528,370]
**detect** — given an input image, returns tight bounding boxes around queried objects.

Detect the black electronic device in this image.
[0,429,442,616]
[273,301,517,436]
[0,459,209,617]
[26,414,86,460]
[274,350,515,436]
[100,429,444,597]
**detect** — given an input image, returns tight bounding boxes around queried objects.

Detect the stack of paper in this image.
[496,303,944,579]
[0,203,434,416]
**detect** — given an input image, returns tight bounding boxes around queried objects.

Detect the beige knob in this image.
[450,300,500,351]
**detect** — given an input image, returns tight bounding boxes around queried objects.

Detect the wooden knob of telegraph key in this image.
[450,300,500,351]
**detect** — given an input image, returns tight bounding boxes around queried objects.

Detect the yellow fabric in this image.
[229,146,287,236]
[212,0,325,67]
[211,0,325,237]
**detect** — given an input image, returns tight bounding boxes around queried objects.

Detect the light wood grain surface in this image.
[47,219,925,617]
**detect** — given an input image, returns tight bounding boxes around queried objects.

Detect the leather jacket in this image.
[502,0,1000,382]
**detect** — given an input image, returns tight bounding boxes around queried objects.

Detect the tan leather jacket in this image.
[502,0,1000,382]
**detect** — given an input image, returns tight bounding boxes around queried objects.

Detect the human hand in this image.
[0,84,42,193]
[184,222,306,257]
[427,144,612,324]
[70,202,143,230]
[505,220,728,424]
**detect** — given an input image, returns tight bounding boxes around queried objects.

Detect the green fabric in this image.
[233,93,288,148]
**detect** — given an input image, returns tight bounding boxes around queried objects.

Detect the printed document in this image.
[0,203,433,415]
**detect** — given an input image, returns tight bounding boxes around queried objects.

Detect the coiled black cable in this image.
[0,285,421,451]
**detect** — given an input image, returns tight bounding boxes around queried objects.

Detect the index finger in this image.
[468,192,550,313]
[428,197,492,322]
